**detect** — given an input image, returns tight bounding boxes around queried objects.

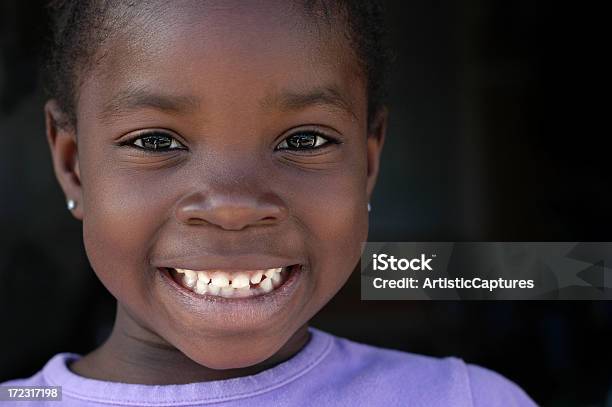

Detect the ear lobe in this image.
[366,106,388,199]
[44,99,83,220]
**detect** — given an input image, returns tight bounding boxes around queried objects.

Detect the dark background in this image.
[0,1,609,406]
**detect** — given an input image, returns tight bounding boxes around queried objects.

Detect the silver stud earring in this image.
[367,202,371,213]
[67,199,76,210]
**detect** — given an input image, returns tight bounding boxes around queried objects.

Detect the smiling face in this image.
[46,0,386,370]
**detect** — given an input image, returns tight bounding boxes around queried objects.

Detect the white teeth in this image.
[207,284,220,295]
[197,271,210,284]
[231,273,250,289]
[220,287,234,297]
[183,270,197,288]
[250,270,263,284]
[259,277,274,293]
[234,287,252,298]
[211,272,230,288]
[172,266,294,298]
[194,279,208,295]
[271,271,282,286]
[264,267,282,278]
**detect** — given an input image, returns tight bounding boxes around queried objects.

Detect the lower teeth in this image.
[169,267,291,298]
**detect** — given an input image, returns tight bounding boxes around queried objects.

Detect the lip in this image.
[155,263,307,331]
[153,254,304,272]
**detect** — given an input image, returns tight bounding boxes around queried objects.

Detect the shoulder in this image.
[314,328,537,406]
[1,353,76,387]
[464,363,537,407]
[1,369,47,387]
[0,360,49,407]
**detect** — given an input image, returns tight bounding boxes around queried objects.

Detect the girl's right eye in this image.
[123,131,186,152]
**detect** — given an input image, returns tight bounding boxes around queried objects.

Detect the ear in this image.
[366,106,388,200]
[45,99,83,220]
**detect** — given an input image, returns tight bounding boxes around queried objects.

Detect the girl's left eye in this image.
[126,131,185,152]
[275,131,335,151]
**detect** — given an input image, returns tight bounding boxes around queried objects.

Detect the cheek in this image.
[80,157,173,302]
[285,162,369,302]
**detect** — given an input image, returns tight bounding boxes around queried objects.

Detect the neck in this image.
[70,304,311,384]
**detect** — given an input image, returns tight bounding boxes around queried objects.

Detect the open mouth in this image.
[161,265,300,299]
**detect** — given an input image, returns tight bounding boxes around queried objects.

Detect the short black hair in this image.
[43,0,392,129]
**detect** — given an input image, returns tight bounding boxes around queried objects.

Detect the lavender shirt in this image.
[2,327,536,406]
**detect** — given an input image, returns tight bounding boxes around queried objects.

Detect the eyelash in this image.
[120,130,339,153]
[276,130,339,152]
[122,131,186,152]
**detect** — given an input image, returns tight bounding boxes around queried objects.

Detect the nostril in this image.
[187,218,208,226]
[175,191,288,229]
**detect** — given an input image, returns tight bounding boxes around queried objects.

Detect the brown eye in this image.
[131,132,184,151]
[276,131,331,151]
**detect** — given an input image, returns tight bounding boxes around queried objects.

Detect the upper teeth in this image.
[250,271,263,284]
[182,270,197,288]
[210,272,230,288]
[231,273,250,289]
[174,267,284,294]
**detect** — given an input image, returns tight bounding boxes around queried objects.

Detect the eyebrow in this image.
[261,85,357,119]
[99,86,201,122]
[99,84,356,121]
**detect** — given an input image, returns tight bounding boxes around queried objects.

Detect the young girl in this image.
[3,1,536,405]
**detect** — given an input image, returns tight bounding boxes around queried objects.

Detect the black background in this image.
[1,1,610,406]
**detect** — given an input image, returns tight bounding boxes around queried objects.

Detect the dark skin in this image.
[45,1,386,384]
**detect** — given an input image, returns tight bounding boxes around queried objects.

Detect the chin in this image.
[182,337,284,370]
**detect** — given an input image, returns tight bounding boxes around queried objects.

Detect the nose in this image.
[174,191,287,231]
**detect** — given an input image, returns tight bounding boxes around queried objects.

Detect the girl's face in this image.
[47,0,385,369]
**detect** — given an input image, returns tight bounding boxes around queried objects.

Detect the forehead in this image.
[79,0,365,123]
